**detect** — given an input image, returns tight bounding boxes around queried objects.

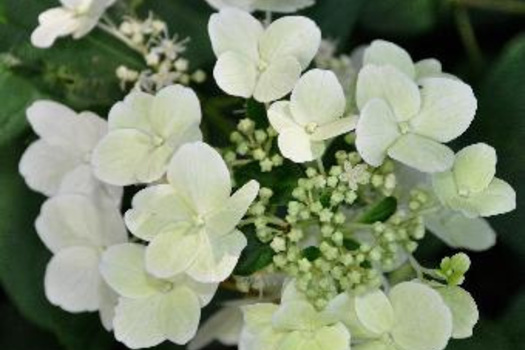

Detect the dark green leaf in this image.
[246,99,268,127]
[343,238,360,251]
[358,197,398,224]
[302,246,321,261]
[234,233,274,276]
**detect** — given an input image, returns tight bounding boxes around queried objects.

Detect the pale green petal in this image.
[276,324,350,350]
[356,65,420,121]
[254,56,302,103]
[410,78,477,143]
[363,40,415,79]
[354,340,397,350]
[355,99,400,167]
[453,143,496,194]
[290,69,346,125]
[100,243,159,299]
[259,16,321,69]
[214,51,258,99]
[425,209,496,251]
[189,306,243,350]
[187,230,247,283]
[431,171,458,208]
[268,101,299,133]
[146,230,201,279]
[161,287,201,344]
[436,286,479,339]
[280,280,308,304]
[108,91,155,133]
[182,277,219,307]
[125,184,193,242]
[251,0,315,13]
[243,304,278,331]
[206,180,260,236]
[355,289,394,336]
[44,246,101,312]
[208,8,263,61]
[277,126,325,163]
[415,59,442,80]
[390,282,453,350]
[388,134,455,173]
[466,178,516,217]
[98,281,118,331]
[310,115,357,142]
[272,301,320,331]
[167,142,231,214]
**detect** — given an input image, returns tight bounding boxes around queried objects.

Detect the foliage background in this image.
[0,0,524,349]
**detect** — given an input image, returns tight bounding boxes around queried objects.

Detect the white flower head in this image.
[209,8,321,102]
[432,143,516,217]
[204,0,315,13]
[355,63,477,173]
[100,243,218,349]
[19,100,122,204]
[31,0,117,48]
[268,69,357,163]
[92,85,202,186]
[35,194,127,330]
[125,141,260,283]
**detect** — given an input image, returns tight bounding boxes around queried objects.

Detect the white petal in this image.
[44,246,102,312]
[205,0,255,12]
[253,56,302,103]
[363,40,415,79]
[276,324,350,350]
[277,127,325,163]
[354,340,396,350]
[242,303,278,333]
[125,184,193,242]
[311,116,357,141]
[214,52,258,98]
[268,101,299,133]
[290,69,346,125]
[355,99,400,167]
[410,78,477,143]
[167,142,232,214]
[453,143,496,194]
[355,290,395,336]
[431,171,459,209]
[259,16,321,69]
[31,8,78,48]
[98,282,118,331]
[272,301,320,331]
[388,134,454,173]
[161,287,202,344]
[436,286,478,339]
[206,180,260,236]
[208,8,263,61]
[390,282,453,350]
[467,178,516,217]
[356,65,421,121]
[100,243,159,299]
[189,307,243,350]
[187,230,247,283]
[108,90,155,133]
[252,0,315,12]
[425,209,496,251]
[415,59,442,79]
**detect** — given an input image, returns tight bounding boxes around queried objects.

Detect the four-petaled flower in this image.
[340,161,370,191]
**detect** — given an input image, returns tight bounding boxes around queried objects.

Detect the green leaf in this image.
[0,68,44,147]
[302,246,321,261]
[343,238,360,251]
[358,197,398,224]
[246,98,268,127]
[234,233,274,276]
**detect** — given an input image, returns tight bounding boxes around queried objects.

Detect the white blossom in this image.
[268,69,357,162]
[92,85,202,186]
[435,286,479,340]
[100,243,218,348]
[125,141,259,283]
[35,194,127,330]
[204,0,315,13]
[209,8,321,102]
[31,0,117,48]
[19,100,122,204]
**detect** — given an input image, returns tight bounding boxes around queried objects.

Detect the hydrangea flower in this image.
[19,100,122,204]
[330,281,453,350]
[435,286,479,339]
[125,141,260,282]
[209,8,321,102]
[204,0,315,13]
[35,194,127,330]
[100,243,218,349]
[432,143,516,217]
[355,64,477,173]
[92,85,202,186]
[268,69,357,163]
[31,0,117,48]
[240,282,351,350]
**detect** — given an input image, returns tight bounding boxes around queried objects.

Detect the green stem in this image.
[97,22,146,56]
[453,6,484,72]
[454,0,525,14]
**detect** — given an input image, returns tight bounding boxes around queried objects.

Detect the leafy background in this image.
[0,0,524,349]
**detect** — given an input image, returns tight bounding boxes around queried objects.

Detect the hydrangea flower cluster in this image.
[21,2,516,350]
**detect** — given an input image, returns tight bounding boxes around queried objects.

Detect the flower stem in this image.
[97,22,145,55]
[453,6,485,72]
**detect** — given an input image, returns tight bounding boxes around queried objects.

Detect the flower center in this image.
[398,121,411,134]
[257,60,269,72]
[458,188,470,197]
[193,214,206,227]
[305,122,318,135]
[159,281,174,293]
[152,135,165,147]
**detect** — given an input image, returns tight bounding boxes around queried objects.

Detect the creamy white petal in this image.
[432,171,459,209]
[290,69,346,125]
[108,91,155,133]
[161,287,202,344]
[436,286,478,339]
[415,59,442,79]
[252,0,315,12]
[467,178,516,217]
[268,101,299,133]
[410,78,477,143]
[31,8,78,48]
[253,56,302,103]
[310,116,357,141]
[453,143,496,194]
[353,340,397,350]
[272,301,320,331]
[355,290,395,336]
[363,40,415,79]
[242,303,279,333]
[189,307,243,350]
[98,281,118,331]
[214,52,258,99]
[277,127,325,163]
[388,134,454,173]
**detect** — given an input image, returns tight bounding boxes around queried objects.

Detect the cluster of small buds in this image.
[115,15,206,92]
[225,118,284,173]
[436,253,471,286]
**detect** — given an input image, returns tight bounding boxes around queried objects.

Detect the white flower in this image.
[204,0,315,13]
[331,281,453,350]
[125,141,260,283]
[100,243,218,349]
[31,0,117,48]
[19,100,122,204]
[435,286,479,340]
[209,8,321,102]
[432,143,516,217]
[268,69,357,162]
[92,85,202,186]
[35,194,127,330]
[340,162,370,191]
[240,282,351,350]
[355,64,477,173]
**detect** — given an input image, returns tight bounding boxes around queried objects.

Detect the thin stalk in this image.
[453,6,485,72]
[97,22,145,55]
